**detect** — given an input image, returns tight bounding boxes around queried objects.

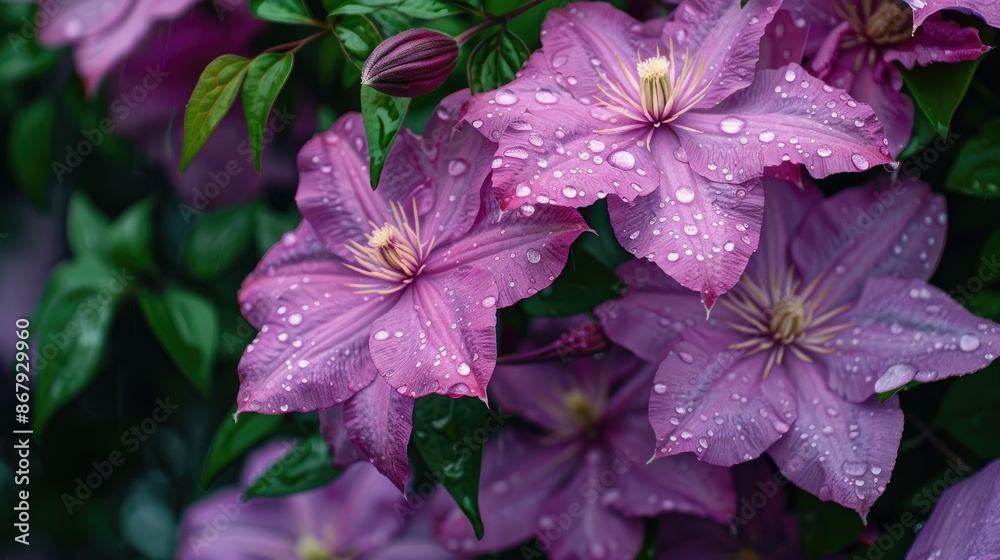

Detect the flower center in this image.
[837,0,913,49]
[566,390,600,428]
[593,43,713,146]
[297,537,336,560]
[344,200,435,294]
[722,268,851,377]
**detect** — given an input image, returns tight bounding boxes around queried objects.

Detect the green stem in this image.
[455,0,548,44]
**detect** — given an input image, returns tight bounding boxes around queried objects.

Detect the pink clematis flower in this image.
[435,319,735,560]
[177,442,458,560]
[904,458,1000,560]
[464,1,892,308]
[237,92,587,487]
[602,176,1000,515]
[905,0,1000,30]
[37,0,200,92]
[778,0,990,156]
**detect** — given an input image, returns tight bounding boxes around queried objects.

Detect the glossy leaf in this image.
[181,55,251,172]
[242,433,339,499]
[328,0,462,18]
[467,28,530,94]
[183,204,257,280]
[108,198,156,272]
[67,192,112,256]
[411,394,487,538]
[242,53,295,173]
[201,406,285,488]
[33,256,129,432]
[249,0,315,24]
[137,287,219,395]
[522,247,624,317]
[360,84,410,187]
[900,46,989,139]
[8,97,53,208]
[936,362,1000,459]
[332,14,383,67]
[946,117,1000,198]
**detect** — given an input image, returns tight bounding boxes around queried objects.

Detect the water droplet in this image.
[588,139,606,152]
[874,363,917,393]
[448,158,468,176]
[457,362,471,376]
[288,313,303,326]
[851,154,870,170]
[675,186,695,203]
[449,383,470,395]
[562,185,578,198]
[960,334,981,352]
[653,383,667,394]
[374,330,389,341]
[816,146,832,157]
[608,151,636,170]
[504,147,529,160]
[842,461,866,476]
[515,183,531,197]
[482,296,497,308]
[494,88,518,106]
[534,90,559,104]
[758,130,775,143]
[719,116,745,134]
[784,69,797,82]
[526,249,542,264]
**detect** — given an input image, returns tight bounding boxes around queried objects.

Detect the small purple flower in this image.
[237,92,586,487]
[435,319,735,560]
[176,442,456,559]
[362,29,459,97]
[904,459,1000,560]
[778,0,989,156]
[603,177,1000,515]
[464,1,892,308]
[37,0,200,92]
[905,0,1000,30]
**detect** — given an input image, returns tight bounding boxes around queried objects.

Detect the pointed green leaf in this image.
[183,203,257,280]
[332,14,383,66]
[242,53,295,173]
[137,287,219,395]
[242,433,339,499]
[946,117,1000,198]
[328,0,462,18]
[250,0,315,24]
[201,406,285,488]
[412,394,487,538]
[467,28,530,94]
[67,192,112,256]
[181,55,251,172]
[108,197,156,272]
[34,256,128,432]
[936,362,1000,459]
[360,84,409,188]
[8,97,53,208]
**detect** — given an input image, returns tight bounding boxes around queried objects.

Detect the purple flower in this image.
[905,0,1000,30]
[237,92,587,487]
[603,177,1000,515]
[464,1,892,308]
[176,442,456,559]
[779,0,989,155]
[37,0,200,92]
[435,318,735,560]
[904,459,1000,560]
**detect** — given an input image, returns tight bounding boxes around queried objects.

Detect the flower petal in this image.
[296,113,392,258]
[489,356,606,434]
[38,0,130,46]
[605,413,736,522]
[767,366,903,517]
[790,177,946,307]
[177,488,300,559]
[609,134,764,308]
[904,459,1000,560]
[368,270,499,399]
[825,278,1000,402]
[236,222,391,414]
[848,63,914,158]
[319,405,367,469]
[650,328,798,466]
[599,259,717,362]
[342,376,414,490]
[674,63,892,183]
[425,183,587,308]
[884,15,988,68]
[907,0,1000,31]
[757,9,810,70]
[663,0,783,106]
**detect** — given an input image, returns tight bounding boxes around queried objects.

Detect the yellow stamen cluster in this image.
[344,199,435,294]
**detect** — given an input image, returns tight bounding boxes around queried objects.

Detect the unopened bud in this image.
[361,29,459,97]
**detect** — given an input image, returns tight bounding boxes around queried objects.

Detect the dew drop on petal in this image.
[874,363,917,393]
[534,90,559,104]
[526,249,542,263]
[288,313,303,326]
[448,158,468,176]
[494,88,518,106]
[816,146,832,157]
[653,383,667,394]
[482,296,497,308]
[374,330,390,341]
[675,186,695,203]
[608,151,636,170]
[758,130,775,143]
[719,116,745,134]
[960,334,981,352]
[851,154,870,170]
[457,362,471,376]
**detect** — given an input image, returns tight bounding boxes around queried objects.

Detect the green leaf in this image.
[796,491,864,559]
[946,117,1000,197]
[332,14,383,66]
[522,247,624,317]
[360,84,410,187]
[108,198,156,272]
[242,434,339,499]
[900,39,990,139]
[255,205,302,255]
[33,256,129,432]
[467,28,530,94]
[137,287,219,395]
[936,362,1000,459]
[201,406,285,488]
[249,0,316,24]
[183,204,257,280]
[0,32,58,83]
[8,97,53,208]
[181,55,251,172]
[877,380,921,402]
[328,0,462,18]
[67,192,112,256]
[963,289,1000,321]
[412,394,488,538]
[242,53,295,173]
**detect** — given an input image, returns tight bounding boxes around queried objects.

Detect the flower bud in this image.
[361,29,459,97]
